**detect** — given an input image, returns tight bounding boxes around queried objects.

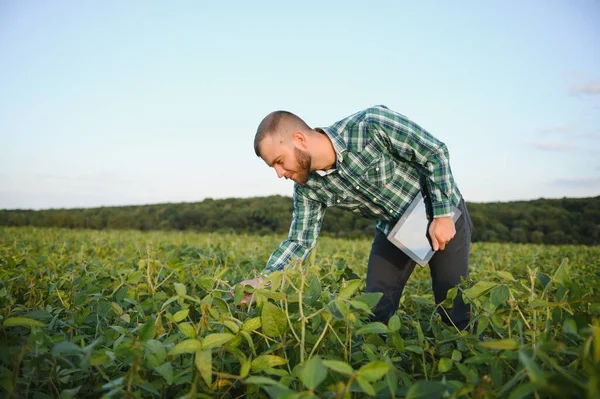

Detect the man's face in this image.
[260,133,312,185]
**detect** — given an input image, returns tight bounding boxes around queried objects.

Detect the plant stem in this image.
[299,268,306,363]
[308,318,331,359]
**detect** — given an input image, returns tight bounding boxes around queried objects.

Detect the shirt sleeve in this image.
[368,105,455,218]
[261,186,326,276]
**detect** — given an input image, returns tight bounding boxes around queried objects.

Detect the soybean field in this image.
[1,227,599,398]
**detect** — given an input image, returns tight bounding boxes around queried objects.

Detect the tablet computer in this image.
[387,191,462,267]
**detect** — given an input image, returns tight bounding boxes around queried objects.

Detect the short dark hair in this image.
[254,110,310,157]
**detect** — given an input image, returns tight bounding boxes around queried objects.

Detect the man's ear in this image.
[292,131,307,149]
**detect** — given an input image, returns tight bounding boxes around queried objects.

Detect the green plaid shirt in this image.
[263,105,462,275]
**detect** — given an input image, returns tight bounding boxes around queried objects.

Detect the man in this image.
[241,105,473,330]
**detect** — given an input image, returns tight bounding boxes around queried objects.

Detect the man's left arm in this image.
[368,105,457,249]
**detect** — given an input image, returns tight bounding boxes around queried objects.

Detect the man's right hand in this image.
[235,276,264,306]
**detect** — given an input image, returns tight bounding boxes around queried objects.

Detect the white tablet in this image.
[387,191,462,267]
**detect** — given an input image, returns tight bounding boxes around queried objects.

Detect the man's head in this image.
[254,110,314,185]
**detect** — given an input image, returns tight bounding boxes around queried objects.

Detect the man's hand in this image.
[429,216,456,251]
[234,276,264,306]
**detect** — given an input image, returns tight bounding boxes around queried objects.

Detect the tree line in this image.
[1,195,599,245]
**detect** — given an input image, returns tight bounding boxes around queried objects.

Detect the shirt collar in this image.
[314,127,347,175]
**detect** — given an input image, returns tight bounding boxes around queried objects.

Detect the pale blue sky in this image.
[1,0,599,210]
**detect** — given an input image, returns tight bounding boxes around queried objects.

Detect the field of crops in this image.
[1,227,599,398]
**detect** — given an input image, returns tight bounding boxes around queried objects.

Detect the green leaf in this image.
[322,359,354,376]
[240,355,251,378]
[553,258,570,285]
[529,299,550,309]
[518,350,547,385]
[234,284,245,305]
[299,356,327,390]
[356,322,388,335]
[223,320,239,334]
[258,290,286,301]
[405,345,424,354]
[451,350,462,362]
[536,273,551,290]
[348,300,373,314]
[111,302,123,316]
[354,292,383,308]
[114,286,128,303]
[251,355,288,372]
[385,362,398,396]
[244,376,285,386]
[357,361,390,382]
[438,357,453,373]
[563,318,578,336]
[144,339,166,366]
[60,386,81,399]
[178,322,197,338]
[3,317,44,328]
[240,331,255,353]
[195,350,212,387]
[261,301,288,337]
[497,271,517,282]
[465,281,497,299]
[508,382,538,399]
[161,295,179,310]
[356,376,376,396]
[338,279,362,299]
[388,315,401,332]
[476,316,489,336]
[202,333,235,349]
[154,362,173,385]
[406,381,447,399]
[168,339,202,356]
[172,309,189,323]
[174,283,186,297]
[490,285,510,307]
[391,333,405,351]
[305,275,322,305]
[102,377,125,390]
[481,339,518,350]
[456,362,478,383]
[52,341,82,356]
[138,319,155,342]
[242,317,261,332]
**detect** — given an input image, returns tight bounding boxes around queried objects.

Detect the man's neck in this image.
[311,129,337,171]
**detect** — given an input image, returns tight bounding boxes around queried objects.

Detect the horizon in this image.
[2,192,599,213]
[2,1,599,210]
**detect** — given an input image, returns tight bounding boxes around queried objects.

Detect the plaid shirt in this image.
[262,105,462,275]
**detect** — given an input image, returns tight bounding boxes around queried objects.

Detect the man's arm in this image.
[368,105,456,218]
[236,187,326,304]
[262,186,326,275]
[368,105,457,250]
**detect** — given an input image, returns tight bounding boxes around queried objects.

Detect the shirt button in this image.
[336,199,340,203]
[356,185,360,189]
[375,167,379,171]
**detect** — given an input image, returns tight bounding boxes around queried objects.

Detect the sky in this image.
[1,0,599,210]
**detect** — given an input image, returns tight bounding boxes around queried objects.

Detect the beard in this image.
[293,147,312,185]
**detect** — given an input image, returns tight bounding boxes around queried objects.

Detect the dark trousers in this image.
[366,197,473,330]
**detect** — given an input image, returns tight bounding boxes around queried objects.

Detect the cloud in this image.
[538,126,600,142]
[538,126,573,136]
[570,81,600,96]
[577,131,600,140]
[553,177,600,187]
[528,140,576,152]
